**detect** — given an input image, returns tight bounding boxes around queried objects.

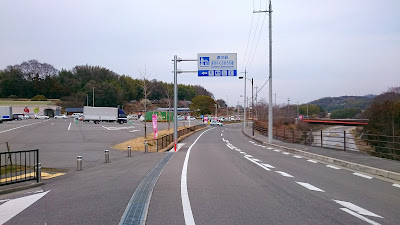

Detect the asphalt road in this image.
[1,122,399,224]
[147,124,400,225]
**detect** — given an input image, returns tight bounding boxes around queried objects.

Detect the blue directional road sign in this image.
[198,53,237,77]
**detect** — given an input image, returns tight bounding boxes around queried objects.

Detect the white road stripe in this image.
[240,152,246,154]
[282,152,290,155]
[68,122,72,131]
[181,128,212,225]
[0,122,42,134]
[293,155,302,158]
[222,138,225,142]
[296,182,325,192]
[221,133,223,136]
[244,157,271,171]
[262,164,275,169]
[274,149,281,152]
[252,159,261,162]
[326,165,341,170]
[353,173,373,179]
[276,171,294,178]
[339,208,381,225]
[0,191,50,224]
[333,200,383,218]
[307,160,318,164]
[393,183,400,188]
[267,147,273,150]
[245,155,253,158]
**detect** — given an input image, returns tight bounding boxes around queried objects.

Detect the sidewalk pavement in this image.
[242,127,400,181]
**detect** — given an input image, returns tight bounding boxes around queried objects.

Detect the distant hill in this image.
[309,95,374,112]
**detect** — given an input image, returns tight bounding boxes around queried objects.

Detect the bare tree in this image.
[139,67,152,138]
[164,83,174,130]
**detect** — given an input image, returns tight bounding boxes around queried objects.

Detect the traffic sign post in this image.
[197,53,237,77]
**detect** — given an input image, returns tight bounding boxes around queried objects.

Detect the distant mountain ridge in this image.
[309,95,374,112]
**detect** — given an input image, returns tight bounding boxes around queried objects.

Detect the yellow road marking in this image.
[0,172,65,182]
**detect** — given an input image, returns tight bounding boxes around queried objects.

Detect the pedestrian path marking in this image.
[296,182,325,192]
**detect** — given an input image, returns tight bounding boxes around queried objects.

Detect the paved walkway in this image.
[243,127,400,174]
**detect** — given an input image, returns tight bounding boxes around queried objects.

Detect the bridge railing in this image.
[253,121,400,160]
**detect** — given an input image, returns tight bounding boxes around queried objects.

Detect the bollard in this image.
[77,156,82,171]
[37,163,42,182]
[105,150,110,163]
[144,141,148,153]
[128,146,132,157]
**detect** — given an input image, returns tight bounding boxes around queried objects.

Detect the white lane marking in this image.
[240,152,246,154]
[274,149,281,152]
[181,128,212,225]
[267,147,273,150]
[249,141,254,143]
[222,130,224,133]
[222,138,225,142]
[0,122,42,134]
[221,133,223,137]
[262,164,275,169]
[326,165,341,170]
[276,171,294,178]
[296,182,325,192]
[340,208,381,225]
[252,159,261,162]
[333,200,383,218]
[129,130,140,133]
[225,140,229,143]
[293,155,302,158]
[282,152,290,155]
[353,173,373,179]
[226,144,233,150]
[0,191,50,224]
[68,122,72,130]
[393,184,400,188]
[261,146,266,148]
[102,126,136,131]
[244,155,253,158]
[307,160,318,164]
[244,157,271,171]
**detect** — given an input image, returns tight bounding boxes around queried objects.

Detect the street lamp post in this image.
[239,76,254,136]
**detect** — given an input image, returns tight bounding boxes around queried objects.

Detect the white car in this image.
[186,116,196,121]
[210,120,223,126]
[35,115,49,119]
[54,114,68,119]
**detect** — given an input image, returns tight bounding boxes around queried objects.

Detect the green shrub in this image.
[31,95,47,101]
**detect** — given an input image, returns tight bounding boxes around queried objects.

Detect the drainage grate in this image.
[119,152,174,225]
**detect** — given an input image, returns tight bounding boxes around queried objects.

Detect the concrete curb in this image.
[242,129,400,182]
[0,182,44,195]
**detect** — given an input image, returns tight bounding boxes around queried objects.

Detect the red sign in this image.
[24,107,29,113]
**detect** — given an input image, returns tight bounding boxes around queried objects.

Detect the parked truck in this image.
[0,106,12,122]
[83,106,127,124]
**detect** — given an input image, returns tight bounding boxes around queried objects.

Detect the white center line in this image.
[339,208,381,225]
[221,133,223,137]
[353,173,373,179]
[282,152,290,155]
[222,138,225,142]
[326,165,341,170]
[276,171,294,178]
[307,159,318,164]
[293,155,302,158]
[274,149,281,152]
[68,122,72,131]
[296,182,325,192]
[244,155,253,158]
[393,184,400,188]
[267,147,273,150]
[262,164,275,168]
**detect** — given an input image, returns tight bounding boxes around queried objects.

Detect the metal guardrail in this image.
[254,121,400,160]
[0,149,39,186]
[155,124,207,152]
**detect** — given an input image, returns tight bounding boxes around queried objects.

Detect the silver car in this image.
[34,115,49,119]
[54,115,68,119]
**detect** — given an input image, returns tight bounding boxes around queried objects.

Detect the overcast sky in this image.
[1,0,399,106]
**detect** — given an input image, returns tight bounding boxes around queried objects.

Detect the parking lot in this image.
[0,118,202,170]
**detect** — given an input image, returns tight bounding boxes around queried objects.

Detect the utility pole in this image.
[254,0,273,143]
[226,96,229,117]
[240,70,248,129]
[251,78,254,136]
[92,87,95,107]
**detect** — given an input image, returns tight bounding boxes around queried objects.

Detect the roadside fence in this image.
[253,121,400,160]
[0,149,40,186]
[155,124,207,152]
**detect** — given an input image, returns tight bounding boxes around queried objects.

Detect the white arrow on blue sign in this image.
[197,53,237,77]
